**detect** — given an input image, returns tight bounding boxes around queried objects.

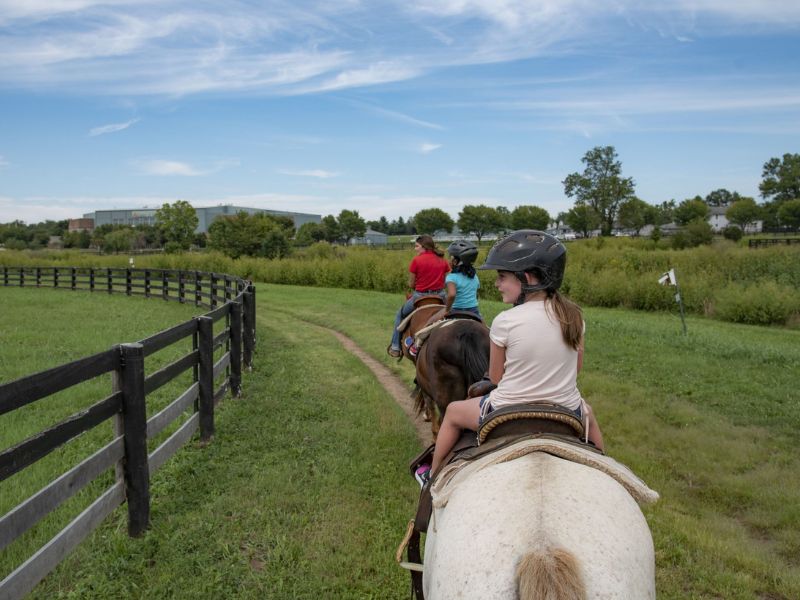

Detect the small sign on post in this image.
[659,268,687,335]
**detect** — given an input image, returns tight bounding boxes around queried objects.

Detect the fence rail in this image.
[748,238,800,248]
[0,266,257,600]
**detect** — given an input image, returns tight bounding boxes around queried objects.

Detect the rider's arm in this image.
[407,272,416,294]
[444,281,457,311]
[488,341,506,385]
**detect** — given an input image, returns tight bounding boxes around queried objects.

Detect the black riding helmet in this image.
[479,230,566,302]
[447,240,479,265]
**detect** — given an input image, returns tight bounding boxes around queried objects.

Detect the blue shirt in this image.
[446,271,480,309]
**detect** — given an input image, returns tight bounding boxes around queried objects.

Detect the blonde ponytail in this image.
[545,291,583,350]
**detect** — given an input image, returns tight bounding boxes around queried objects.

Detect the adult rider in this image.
[387,234,450,358]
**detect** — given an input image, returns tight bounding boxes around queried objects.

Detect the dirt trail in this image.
[327,329,433,447]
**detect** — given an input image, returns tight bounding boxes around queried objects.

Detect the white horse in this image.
[423,450,656,599]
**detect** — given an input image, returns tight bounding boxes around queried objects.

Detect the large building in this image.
[84,205,321,233]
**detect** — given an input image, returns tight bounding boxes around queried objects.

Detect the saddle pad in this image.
[431,437,659,508]
[413,318,456,347]
[396,304,443,332]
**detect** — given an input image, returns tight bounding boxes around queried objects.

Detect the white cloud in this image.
[135,159,204,176]
[418,142,442,154]
[277,169,340,179]
[89,118,139,136]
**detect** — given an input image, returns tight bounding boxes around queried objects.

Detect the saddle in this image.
[398,402,598,599]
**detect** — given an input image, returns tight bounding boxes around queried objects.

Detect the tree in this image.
[510,205,550,231]
[563,146,635,236]
[725,198,761,231]
[496,206,512,233]
[617,197,652,235]
[563,204,599,238]
[413,208,454,235]
[208,211,277,258]
[705,188,740,207]
[103,228,137,253]
[337,209,366,244]
[759,153,800,204]
[155,200,198,250]
[653,200,676,226]
[457,205,507,242]
[320,215,341,243]
[261,229,290,259]
[295,222,326,245]
[367,216,390,233]
[777,199,800,229]
[672,219,713,249]
[674,197,709,226]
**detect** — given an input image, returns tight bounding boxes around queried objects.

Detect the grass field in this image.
[2,283,799,598]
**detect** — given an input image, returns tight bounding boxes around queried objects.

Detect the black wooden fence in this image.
[0,266,256,599]
[748,238,800,248]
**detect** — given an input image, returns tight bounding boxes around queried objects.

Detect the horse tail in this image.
[458,325,489,391]
[516,548,586,600]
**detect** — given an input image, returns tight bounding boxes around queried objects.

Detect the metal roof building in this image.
[84,205,321,233]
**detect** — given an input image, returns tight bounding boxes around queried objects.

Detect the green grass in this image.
[2,283,800,598]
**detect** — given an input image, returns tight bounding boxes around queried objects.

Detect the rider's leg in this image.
[430,397,481,474]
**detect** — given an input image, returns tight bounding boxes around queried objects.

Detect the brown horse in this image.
[413,316,490,438]
[397,295,448,362]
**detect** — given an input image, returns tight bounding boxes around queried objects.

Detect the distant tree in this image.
[413,208,453,235]
[555,212,568,228]
[672,218,713,249]
[725,198,761,231]
[457,205,507,242]
[563,146,635,236]
[103,228,137,253]
[564,204,600,238]
[265,214,296,236]
[777,199,800,229]
[63,230,91,249]
[261,229,290,259]
[155,200,198,250]
[337,209,366,244]
[496,206,512,233]
[320,215,341,243]
[722,225,743,241]
[674,197,709,226]
[705,188,740,207]
[617,197,652,235]
[208,212,277,258]
[653,200,676,226]
[759,153,800,204]
[295,222,326,245]
[510,205,550,231]
[367,216,390,233]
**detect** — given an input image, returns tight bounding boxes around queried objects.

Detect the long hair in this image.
[453,260,477,279]
[416,234,444,257]
[544,290,583,351]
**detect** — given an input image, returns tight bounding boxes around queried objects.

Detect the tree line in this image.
[2,151,798,256]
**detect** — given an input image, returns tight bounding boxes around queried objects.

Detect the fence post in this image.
[3,266,7,286]
[90,268,95,292]
[230,301,243,396]
[53,267,59,288]
[19,267,24,287]
[36,267,41,287]
[197,316,215,441]
[178,270,185,303]
[210,274,218,308]
[126,268,132,296]
[144,269,151,298]
[242,287,255,369]
[117,343,150,537]
[71,267,76,290]
[107,268,113,294]
[162,270,168,301]
[195,272,202,307]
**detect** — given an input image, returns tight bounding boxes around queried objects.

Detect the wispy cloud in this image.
[277,168,340,179]
[135,159,203,176]
[0,1,798,97]
[418,142,442,154]
[89,117,139,136]
[355,102,444,130]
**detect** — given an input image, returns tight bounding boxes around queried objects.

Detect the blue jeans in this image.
[390,290,445,350]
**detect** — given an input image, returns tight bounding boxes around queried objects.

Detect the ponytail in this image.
[545,291,583,351]
[416,234,444,257]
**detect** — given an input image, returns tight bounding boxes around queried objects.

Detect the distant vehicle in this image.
[559,232,577,241]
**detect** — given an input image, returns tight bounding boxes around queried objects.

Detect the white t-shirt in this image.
[487,300,583,412]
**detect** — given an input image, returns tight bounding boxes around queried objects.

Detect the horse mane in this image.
[516,548,586,600]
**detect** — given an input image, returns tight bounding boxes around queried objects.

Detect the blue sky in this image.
[1,0,799,224]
